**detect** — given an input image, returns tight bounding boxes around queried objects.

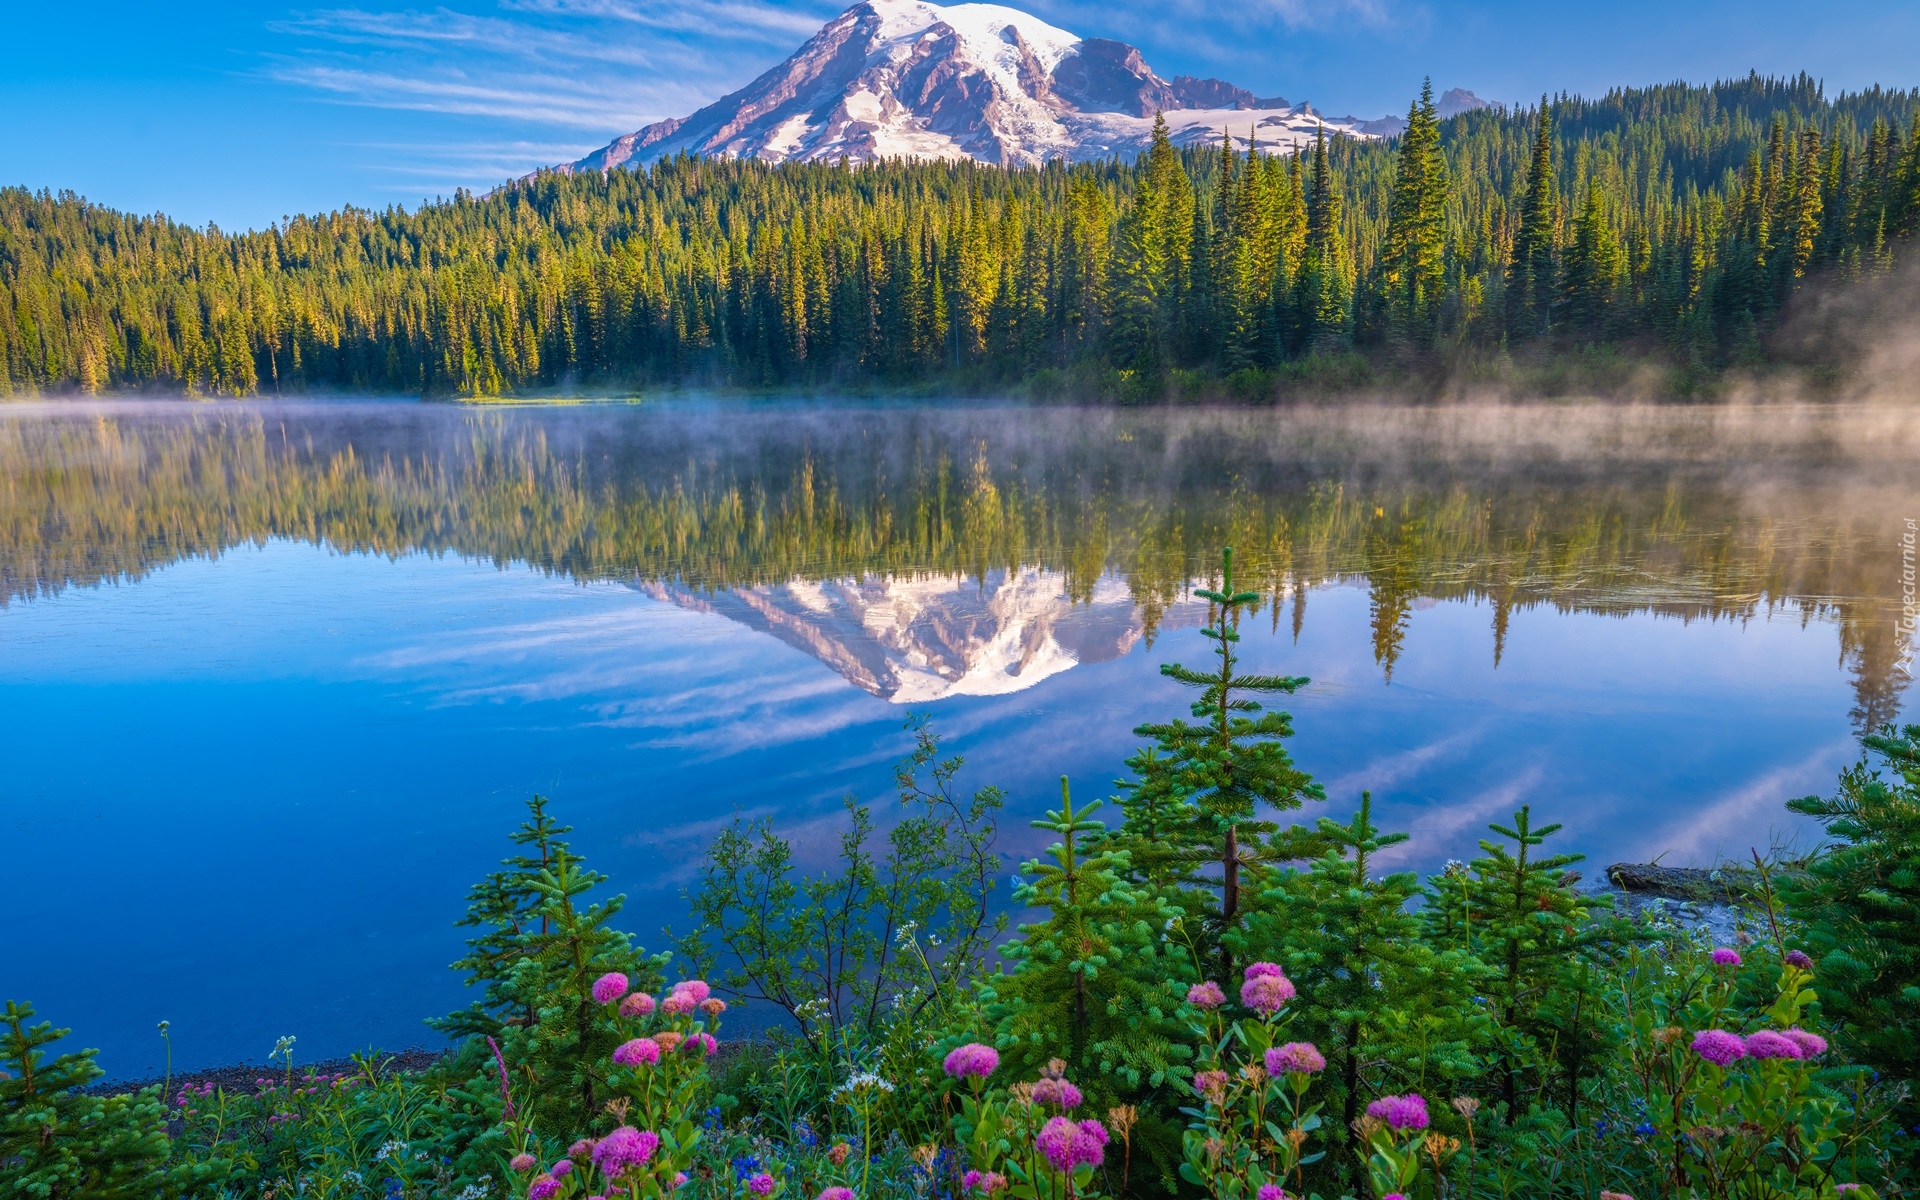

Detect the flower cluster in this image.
[592,972,630,1006]
[1691,1027,1828,1066]
[943,1042,1000,1080]
[592,1126,660,1179]
[1239,963,1296,1016]
[1186,980,1226,1009]
[1365,1094,1430,1133]
[1035,1116,1109,1171]
[1031,1077,1083,1110]
[1264,1042,1326,1076]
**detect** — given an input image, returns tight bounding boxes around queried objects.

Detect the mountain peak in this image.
[564,0,1388,173]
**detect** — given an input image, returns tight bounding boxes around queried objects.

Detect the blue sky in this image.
[5,0,1917,230]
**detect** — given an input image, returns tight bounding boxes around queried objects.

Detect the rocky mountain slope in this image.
[566,0,1416,172]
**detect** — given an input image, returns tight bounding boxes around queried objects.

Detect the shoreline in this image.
[91,1047,449,1097]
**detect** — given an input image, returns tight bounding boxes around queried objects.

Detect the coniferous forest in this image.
[5,74,1920,398]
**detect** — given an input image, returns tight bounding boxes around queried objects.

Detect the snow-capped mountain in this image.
[635,568,1207,703]
[565,0,1404,173]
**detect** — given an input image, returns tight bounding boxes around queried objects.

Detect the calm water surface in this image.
[2,399,1914,1078]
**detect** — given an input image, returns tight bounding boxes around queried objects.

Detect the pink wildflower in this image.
[1193,1069,1230,1099]
[1709,948,1742,967]
[551,1160,573,1178]
[1031,1077,1083,1109]
[592,972,631,1005]
[1365,1094,1430,1132]
[1244,962,1286,980]
[700,998,728,1016]
[1692,1029,1747,1067]
[1744,1030,1802,1060]
[964,1171,981,1192]
[621,992,657,1018]
[613,1037,662,1067]
[675,1173,690,1188]
[1036,1116,1108,1171]
[1240,967,1296,1015]
[661,993,697,1016]
[529,1176,562,1200]
[817,1189,855,1200]
[748,1173,775,1195]
[1258,1186,1289,1200]
[568,1139,597,1161]
[685,1032,719,1056]
[1784,950,1814,970]
[511,1153,537,1172]
[1837,1185,1864,1194]
[943,1043,1001,1080]
[1784,1028,1828,1058]
[1265,1043,1326,1075]
[1600,1192,1637,1200]
[673,980,712,1003]
[592,1126,660,1179]
[1186,981,1226,1009]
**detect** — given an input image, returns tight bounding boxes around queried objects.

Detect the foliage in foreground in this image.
[5,557,1919,1200]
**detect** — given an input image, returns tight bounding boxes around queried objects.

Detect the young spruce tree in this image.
[1421,805,1621,1120]
[1244,793,1485,1190]
[433,796,667,1149]
[1785,722,1920,1121]
[0,1002,191,1200]
[1114,547,1325,980]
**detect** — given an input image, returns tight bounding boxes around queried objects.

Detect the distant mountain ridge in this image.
[563,0,1480,172]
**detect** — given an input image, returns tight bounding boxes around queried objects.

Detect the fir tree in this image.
[1507,101,1560,338]
[0,1002,186,1199]
[1561,184,1622,336]
[432,796,666,1141]
[1244,793,1485,1191]
[1115,547,1325,978]
[1295,127,1351,354]
[1380,78,1450,346]
[1785,723,1920,1121]
[1421,805,1620,1118]
[980,778,1192,1184]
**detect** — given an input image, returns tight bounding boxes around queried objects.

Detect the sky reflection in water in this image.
[0,399,1912,1077]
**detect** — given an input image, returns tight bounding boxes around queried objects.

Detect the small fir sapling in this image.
[1786,722,1920,1122]
[1114,547,1325,980]
[0,1001,191,1200]
[1242,791,1483,1190]
[431,795,667,1157]
[979,778,1192,1181]
[1420,805,1626,1120]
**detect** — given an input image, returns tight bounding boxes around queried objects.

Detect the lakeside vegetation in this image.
[6,555,1920,1200]
[5,76,1920,398]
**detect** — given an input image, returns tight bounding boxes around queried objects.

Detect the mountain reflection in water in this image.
[3,399,1911,730]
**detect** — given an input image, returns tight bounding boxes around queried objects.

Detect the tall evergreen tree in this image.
[1380,78,1450,346]
[1507,101,1560,338]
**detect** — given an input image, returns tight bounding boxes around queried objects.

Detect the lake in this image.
[2,398,1914,1080]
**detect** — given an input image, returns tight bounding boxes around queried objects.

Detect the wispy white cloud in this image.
[1636,741,1852,865]
[255,0,841,189]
